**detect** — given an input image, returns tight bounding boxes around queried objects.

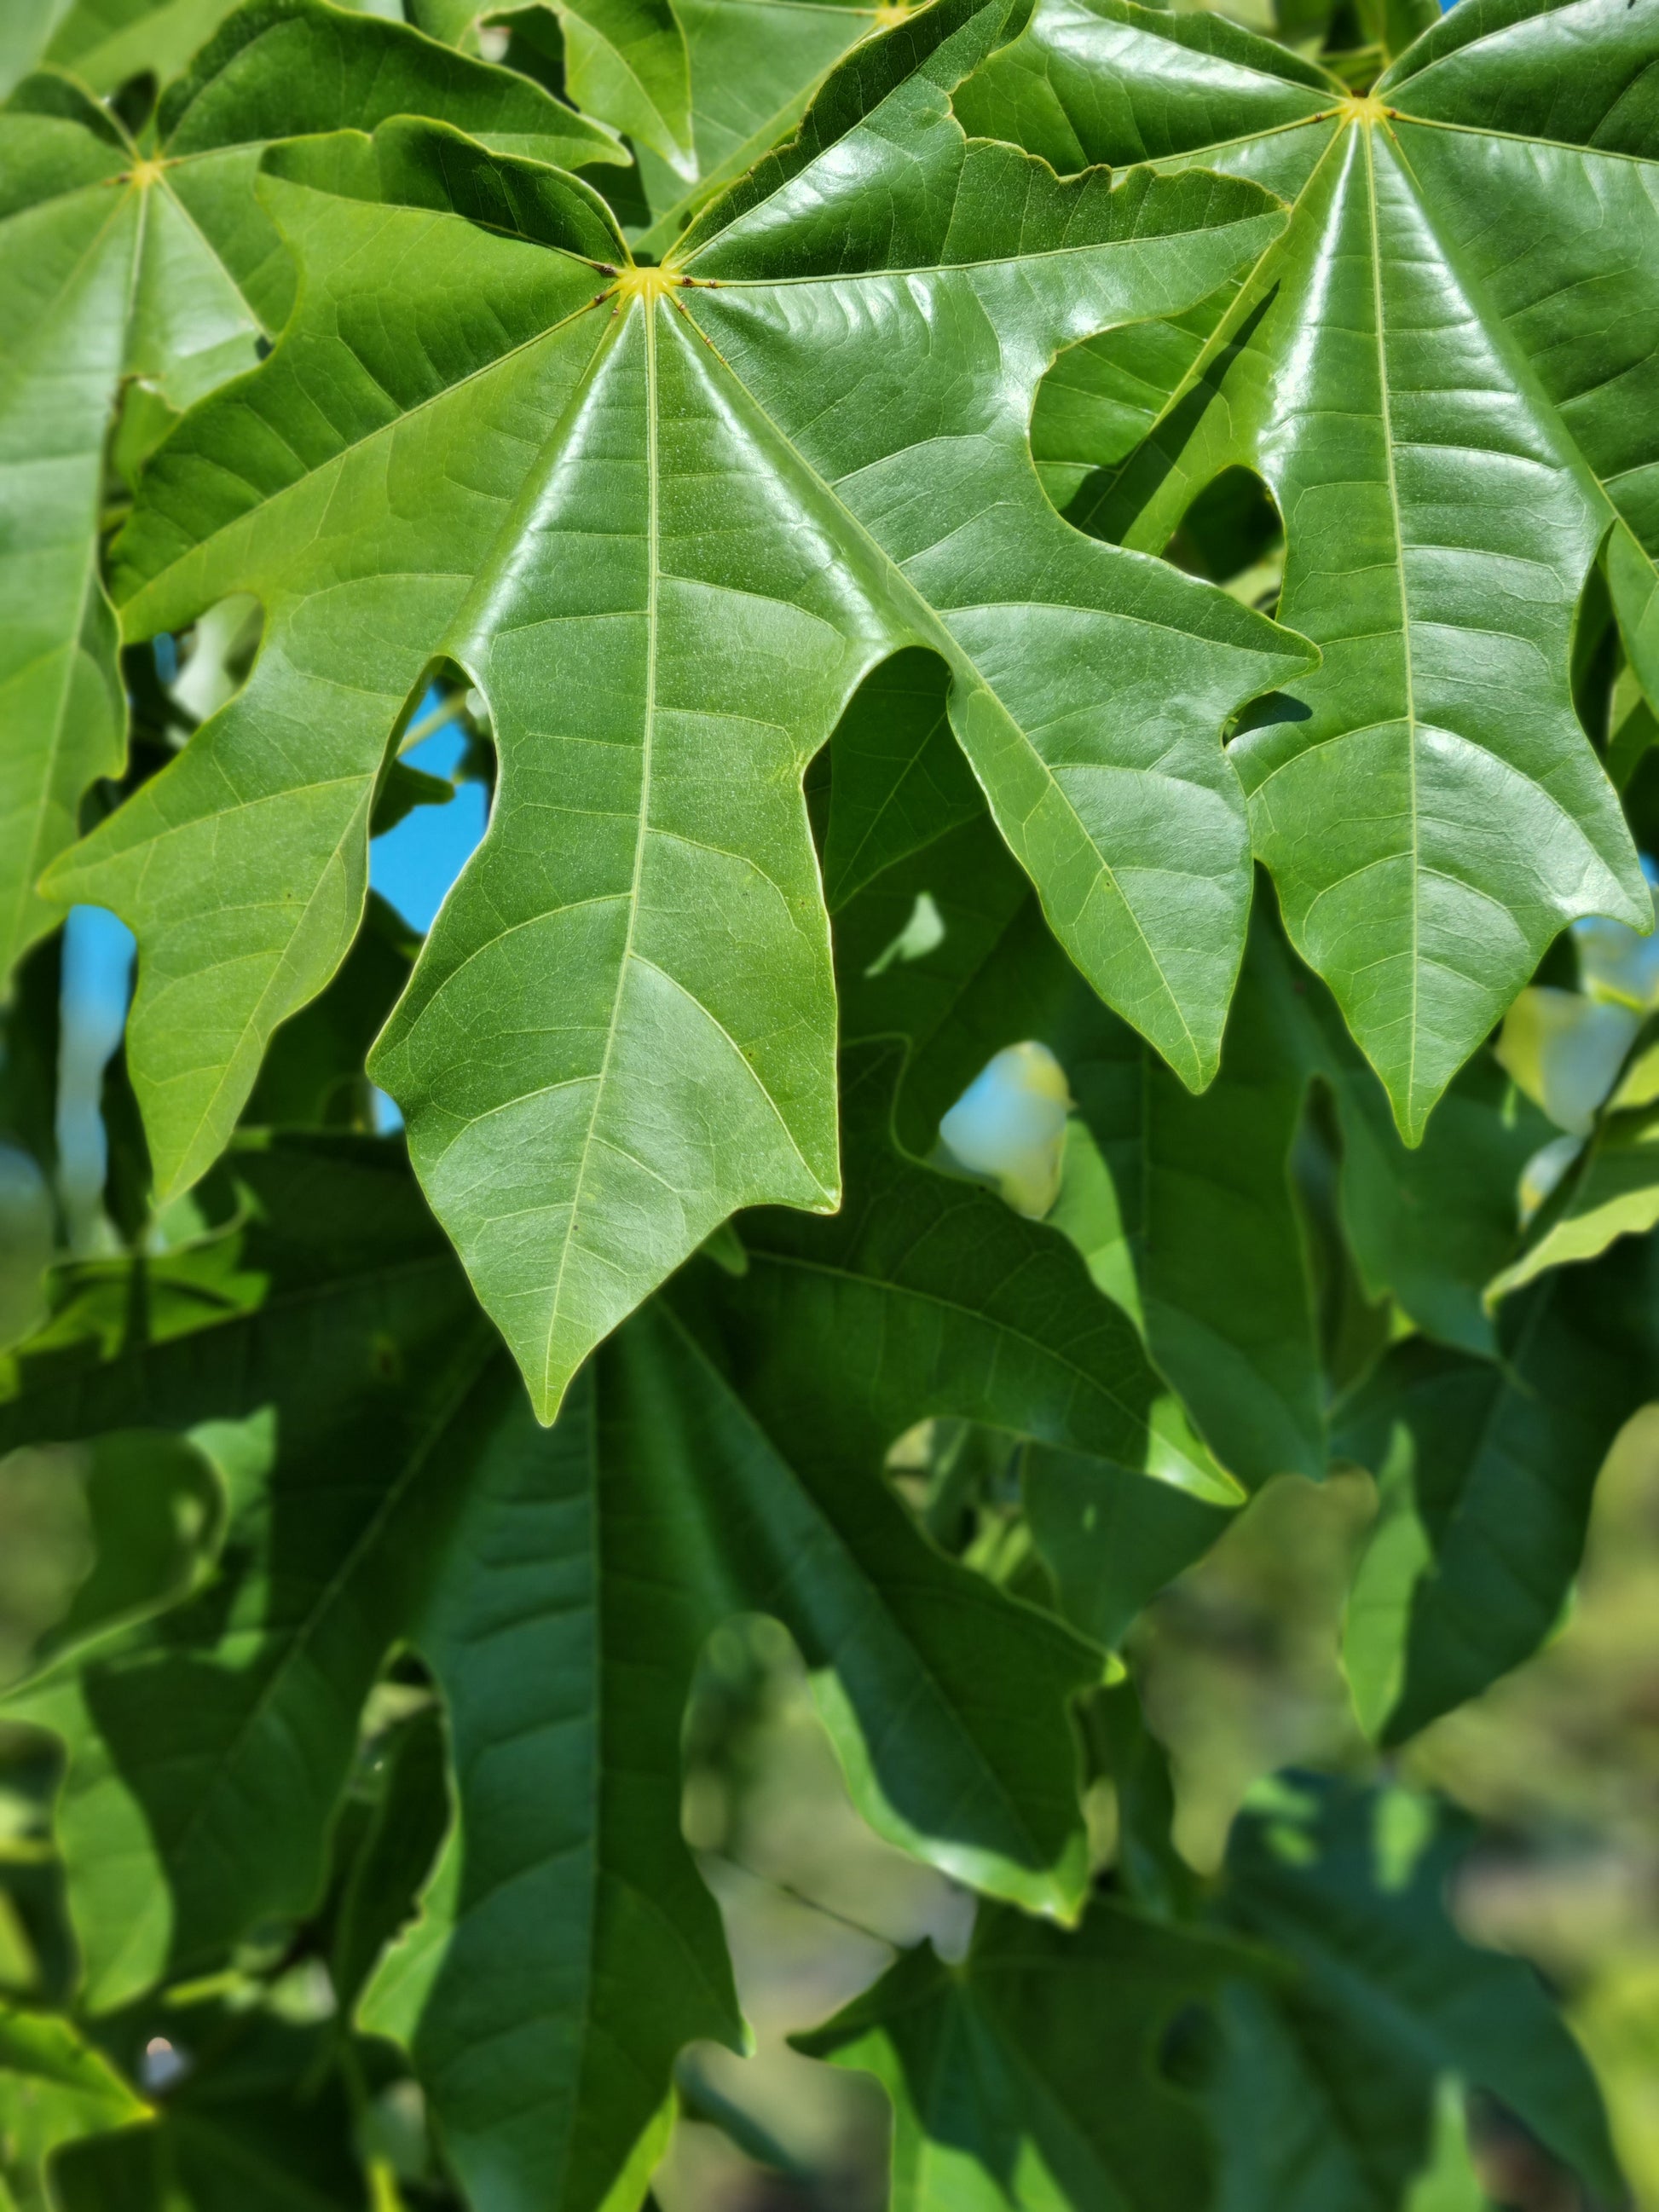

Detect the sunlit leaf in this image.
[0,0,618,987]
[960,0,1652,1134]
[54,0,1309,1416]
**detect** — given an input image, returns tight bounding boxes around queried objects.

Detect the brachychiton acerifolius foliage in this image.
[0,0,1656,2205]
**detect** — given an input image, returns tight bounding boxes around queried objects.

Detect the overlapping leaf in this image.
[957,0,1653,1135]
[417,0,895,251]
[51,1998,366,2212]
[795,1899,1245,2212]
[55,0,1312,1417]
[1215,1776,1621,2208]
[0,1074,1231,2212]
[8,0,240,96]
[413,0,696,176]
[0,0,618,987]
[1337,1231,1659,1742]
[831,725,1550,1481]
[1486,1039,1659,1302]
[836,795,1323,1489]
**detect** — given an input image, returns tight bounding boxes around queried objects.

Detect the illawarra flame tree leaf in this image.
[1,0,1652,2206]
[51,0,1314,1417]
[0,0,621,986]
[0,1062,1216,2212]
[956,0,1654,1135]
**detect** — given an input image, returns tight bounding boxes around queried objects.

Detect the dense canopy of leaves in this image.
[0,0,1656,2206]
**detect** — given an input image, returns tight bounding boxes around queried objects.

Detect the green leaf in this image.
[325,1701,449,2019]
[794,1898,1245,2212]
[1336,1231,1659,1741]
[1218,1775,1621,2208]
[517,0,700,179]
[838,811,1322,1489]
[0,1138,495,2010]
[960,0,1650,1136]
[818,647,982,915]
[1022,1445,1235,1649]
[364,1302,1095,2212]
[58,2,1310,1418]
[36,0,245,94]
[1,1097,1190,2212]
[1205,1978,1438,2212]
[1280,956,1554,1360]
[1485,1099,1659,1304]
[0,1,620,988]
[52,1999,365,2212]
[413,0,867,240]
[0,1999,147,2212]
[0,1430,224,1689]
[240,892,418,1133]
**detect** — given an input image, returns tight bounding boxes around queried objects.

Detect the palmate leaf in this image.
[0,0,619,988]
[616,0,895,254]
[957,0,1653,1137]
[1215,1776,1621,2209]
[794,1899,1246,2212]
[1335,1229,1659,1743]
[0,1076,1217,2212]
[7,0,242,96]
[52,0,1313,1423]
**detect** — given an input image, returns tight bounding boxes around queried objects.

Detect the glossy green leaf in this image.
[364,1300,1096,2212]
[1336,1232,1659,1742]
[0,1999,147,2212]
[0,0,618,988]
[1218,1775,1621,2207]
[57,1,1309,1418]
[419,0,694,176]
[960,0,1651,1135]
[32,0,243,95]
[795,1898,1245,2212]
[818,647,982,915]
[240,890,418,1132]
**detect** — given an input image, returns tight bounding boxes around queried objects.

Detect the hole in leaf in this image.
[1159,465,1284,611]
[813,645,974,915]
[370,664,494,939]
[1028,284,1238,524]
[170,594,263,727]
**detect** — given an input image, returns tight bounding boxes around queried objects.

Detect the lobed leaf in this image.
[796,1898,1246,2212]
[57,0,1310,1417]
[0,0,618,988]
[962,0,1653,1135]
[0,1082,1217,2212]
